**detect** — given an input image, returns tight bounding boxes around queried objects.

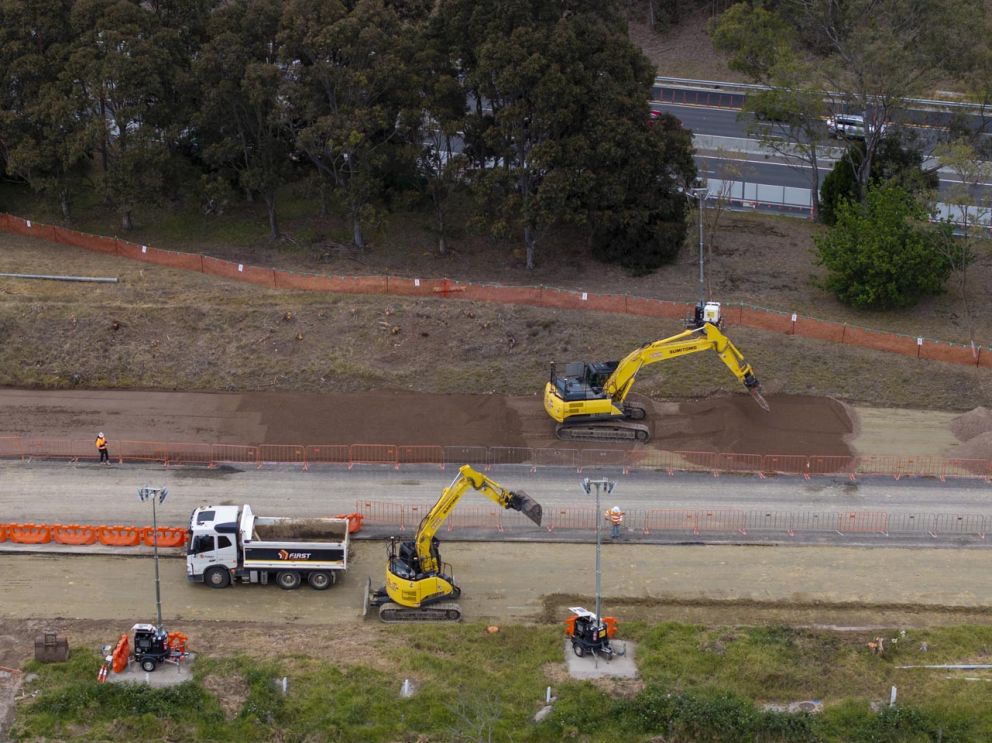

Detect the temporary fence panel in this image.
[625,449,686,473]
[489,447,538,467]
[714,453,762,473]
[929,513,986,538]
[441,446,490,468]
[576,448,628,472]
[887,513,935,536]
[356,500,412,530]
[544,507,599,532]
[941,458,992,479]
[214,444,262,466]
[256,444,303,465]
[643,510,698,535]
[762,454,810,476]
[441,505,504,531]
[836,511,889,534]
[24,438,93,462]
[783,511,838,536]
[530,448,579,469]
[397,445,445,467]
[161,443,213,466]
[696,509,748,534]
[0,437,24,459]
[807,456,856,476]
[113,439,168,465]
[307,445,350,464]
[348,444,398,467]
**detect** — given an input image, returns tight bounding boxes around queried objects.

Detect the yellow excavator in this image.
[363,464,543,622]
[543,302,769,442]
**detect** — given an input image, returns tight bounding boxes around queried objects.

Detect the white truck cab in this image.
[187,504,349,591]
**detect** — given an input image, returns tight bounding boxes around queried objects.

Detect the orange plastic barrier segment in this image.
[8,524,51,544]
[0,524,6,543]
[166,632,189,653]
[112,634,129,673]
[334,513,365,534]
[98,526,142,547]
[142,527,188,548]
[52,524,99,546]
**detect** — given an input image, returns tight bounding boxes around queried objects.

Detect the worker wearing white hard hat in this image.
[605,505,625,539]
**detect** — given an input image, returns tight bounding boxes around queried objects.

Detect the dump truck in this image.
[186,504,349,590]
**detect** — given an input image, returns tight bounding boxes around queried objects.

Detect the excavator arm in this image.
[414,465,543,574]
[605,323,768,411]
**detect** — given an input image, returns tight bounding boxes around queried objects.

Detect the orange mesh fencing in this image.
[202,255,275,287]
[980,347,992,369]
[52,226,117,254]
[115,241,204,271]
[625,296,690,319]
[762,454,810,475]
[842,326,918,358]
[794,316,845,343]
[256,444,302,465]
[459,283,542,306]
[538,287,627,314]
[919,340,980,365]
[738,306,794,334]
[52,524,99,545]
[385,276,447,297]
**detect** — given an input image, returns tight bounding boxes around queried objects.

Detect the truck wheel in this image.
[141,658,157,672]
[307,571,334,590]
[276,571,302,590]
[205,567,230,589]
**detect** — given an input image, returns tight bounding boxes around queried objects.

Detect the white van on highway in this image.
[826,113,888,140]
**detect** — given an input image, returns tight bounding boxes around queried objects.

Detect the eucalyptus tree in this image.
[279,0,419,250]
[67,0,186,230]
[0,0,92,220]
[194,0,292,238]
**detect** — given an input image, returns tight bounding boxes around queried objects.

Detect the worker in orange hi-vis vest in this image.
[95,432,110,465]
[605,505,624,540]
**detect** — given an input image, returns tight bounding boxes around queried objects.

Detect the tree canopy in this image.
[0,0,694,273]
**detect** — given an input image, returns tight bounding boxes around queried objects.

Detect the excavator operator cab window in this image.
[390,557,416,580]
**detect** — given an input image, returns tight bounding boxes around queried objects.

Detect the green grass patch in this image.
[12,623,992,742]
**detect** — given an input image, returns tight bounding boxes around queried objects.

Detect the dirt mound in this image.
[655,394,854,456]
[950,407,992,442]
[947,432,992,463]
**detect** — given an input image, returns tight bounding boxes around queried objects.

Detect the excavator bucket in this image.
[750,385,770,412]
[509,491,543,526]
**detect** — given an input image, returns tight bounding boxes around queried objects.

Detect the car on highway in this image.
[826,113,888,140]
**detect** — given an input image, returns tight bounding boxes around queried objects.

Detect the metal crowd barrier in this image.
[0,436,988,482]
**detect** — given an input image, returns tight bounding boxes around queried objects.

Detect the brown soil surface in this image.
[0,388,854,456]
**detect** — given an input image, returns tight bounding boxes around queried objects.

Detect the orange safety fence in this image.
[836,511,889,534]
[1,433,990,482]
[307,445,350,464]
[257,444,303,466]
[0,524,6,542]
[3,212,991,368]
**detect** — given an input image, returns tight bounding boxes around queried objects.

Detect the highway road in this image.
[650,92,992,203]
[2,460,990,529]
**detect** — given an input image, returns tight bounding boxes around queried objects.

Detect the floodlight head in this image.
[605,480,616,494]
[580,478,592,495]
